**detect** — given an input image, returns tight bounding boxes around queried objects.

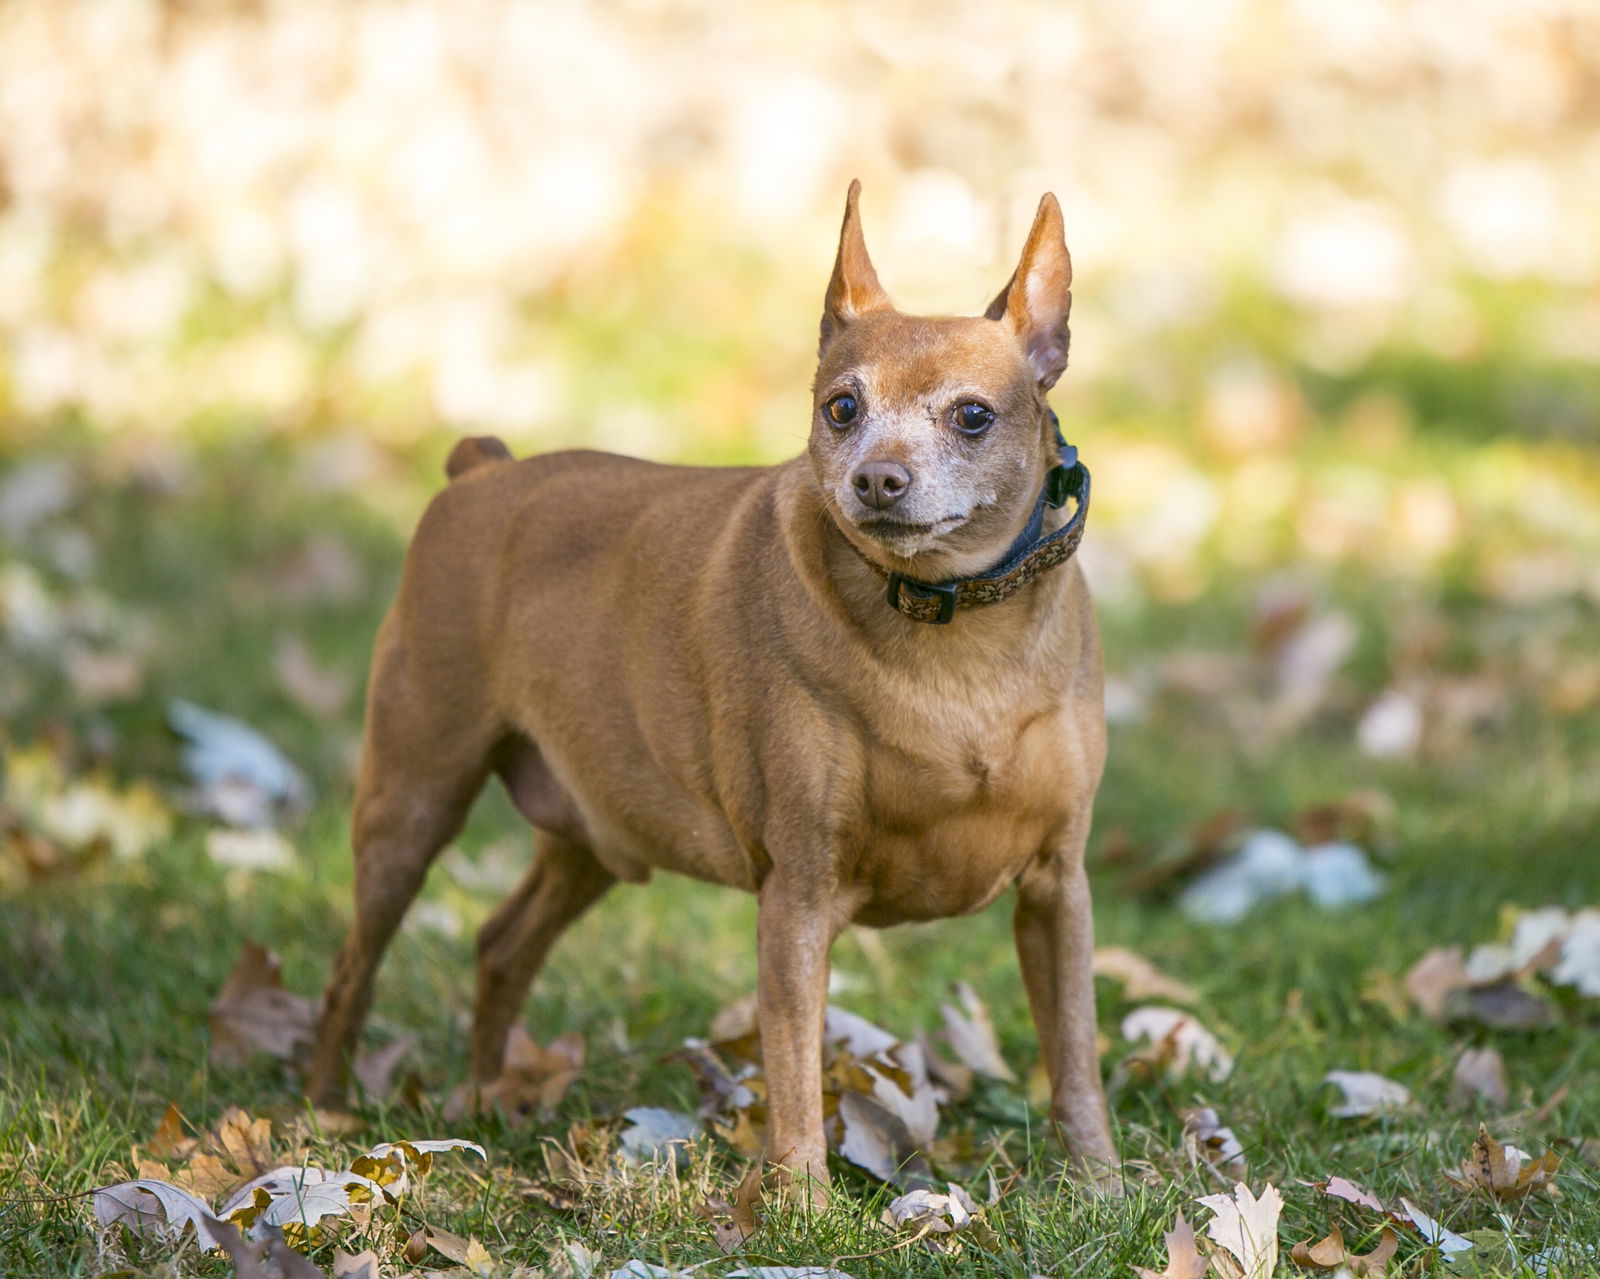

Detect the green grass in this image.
[2,413,1599,1278]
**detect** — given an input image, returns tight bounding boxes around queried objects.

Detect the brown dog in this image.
[308,181,1115,1191]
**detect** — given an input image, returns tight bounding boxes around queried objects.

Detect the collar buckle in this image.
[887,573,957,624]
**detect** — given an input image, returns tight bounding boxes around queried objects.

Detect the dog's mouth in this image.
[854,513,969,540]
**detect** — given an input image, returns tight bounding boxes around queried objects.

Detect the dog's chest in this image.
[841,696,1072,925]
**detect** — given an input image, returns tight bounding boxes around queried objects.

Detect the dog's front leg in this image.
[756,866,837,1202]
[1014,840,1118,1185]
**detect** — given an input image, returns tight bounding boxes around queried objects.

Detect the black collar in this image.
[845,412,1091,624]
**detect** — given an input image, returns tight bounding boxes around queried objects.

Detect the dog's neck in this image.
[778,460,1083,668]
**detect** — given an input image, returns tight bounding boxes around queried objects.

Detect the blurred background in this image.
[2,0,1599,1096]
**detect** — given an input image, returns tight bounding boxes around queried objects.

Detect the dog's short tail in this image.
[445,434,514,480]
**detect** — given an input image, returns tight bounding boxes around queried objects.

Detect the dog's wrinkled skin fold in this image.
[309,182,1117,1194]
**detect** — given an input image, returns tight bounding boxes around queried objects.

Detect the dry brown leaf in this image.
[215,1108,277,1179]
[1093,947,1199,1005]
[1404,946,1468,1021]
[1443,1124,1560,1200]
[1133,1211,1208,1279]
[1290,1224,1399,1275]
[209,941,316,1068]
[447,1026,584,1124]
[142,1102,200,1163]
[716,1104,768,1159]
[1290,790,1395,850]
[177,1153,248,1202]
[699,1161,764,1254]
[409,1223,475,1265]
[1450,1047,1508,1108]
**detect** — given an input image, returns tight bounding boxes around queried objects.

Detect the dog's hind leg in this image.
[307,634,496,1107]
[468,832,615,1081]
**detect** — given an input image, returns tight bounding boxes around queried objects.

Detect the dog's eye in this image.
[826,394,858,426]
[955,402,995,434]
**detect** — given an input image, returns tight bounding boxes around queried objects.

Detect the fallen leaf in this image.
[1302,841,1386,908]
[1290,790,1395,850]
[1550,910,1600,996]
[825,1005,900,1058]
[618,1107,702,1165]
[1316,1176,1386,1213]
[209,942,316,1068]
[915,1029,974,1103]
[408,1223,481,1267]
[1094,947,1199,1005]
[1180,1107,1246,1176]
[206,828,295,873]
[93,1178,223,1250]
[607,1262,701,1279]
[169,698,309,827]
[1133,1211,1208,1279]
[142,1102,201,1163]
[729,1270,855,1279]
[1450,1047,1508,1108]
[1356,687,1423,759]
[1323,1070,1410,1117]
[1120,1007,1234,1082]
[214,1109,278,1181]
[353,1136,487,1187]
[1196,1181,1281,1279]
[880,1184,983,1254]
[836,1091,931,1186]
[938,983,1017,1082]
[700,1161,764,1254]
[1290,1224,1399,1275]
[1443,1124,1560,1200]
[446,1026,584,1124]
[1446,982,1554,1031]
[1394,1198,1473,1256]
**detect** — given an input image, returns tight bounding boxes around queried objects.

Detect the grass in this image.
[2,400,1599,1278]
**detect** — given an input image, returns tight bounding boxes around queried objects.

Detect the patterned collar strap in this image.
[847,414,1091,625]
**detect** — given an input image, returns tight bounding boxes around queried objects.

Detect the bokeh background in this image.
[3,0,1600,1233]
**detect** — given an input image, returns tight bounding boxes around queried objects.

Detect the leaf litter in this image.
[98,1116,485,1261]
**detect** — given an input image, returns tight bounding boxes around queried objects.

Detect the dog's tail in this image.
[445,434,514,480]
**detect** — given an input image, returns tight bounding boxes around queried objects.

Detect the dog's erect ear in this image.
[985,193,1073,389]
[819,180,891,358]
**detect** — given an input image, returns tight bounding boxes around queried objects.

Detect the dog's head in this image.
[809,181,1074,581]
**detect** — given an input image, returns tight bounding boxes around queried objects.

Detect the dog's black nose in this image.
[851,461,912,510]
